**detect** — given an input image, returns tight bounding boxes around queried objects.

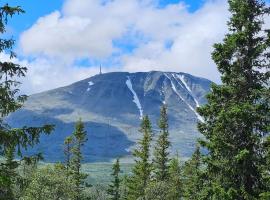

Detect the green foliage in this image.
[144,156,183,200]
[197,0,270,199]
[127,115,153,200]
[82,185,109,200]
[20,164,77,200]
[167,156,182,200]
[153,105,171,181]
[107,158,121,200]
[119,175,129,200]
[144,181,170,200]
[260,136,270,199]
[70,119,88,199]
[182,146,204,200]
[64,135,74,171]
[0,3,54,199]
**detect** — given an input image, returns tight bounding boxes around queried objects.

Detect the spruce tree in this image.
[70,119,88,200]
[167,155,183,200]
[260,136,270,199]
[153,105,170,181]
[64,135,74,172]
[197,0,270,198]
[127,115,153,200]
[182,146,204,200]
[108,158,121,200]
[0,3,53,199]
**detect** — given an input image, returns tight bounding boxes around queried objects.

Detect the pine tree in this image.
[0,4,53,199]
[127,115,153,200]
[119,175,129,200]
[1,145,17,200]
[64,135,74,172]
[167,155,183,200]
[153,105,170,181]
[182,145,204,200]
[70,119,88,200]
[260,136,270,199]
[108,158,121,200]
[197,0,270,198]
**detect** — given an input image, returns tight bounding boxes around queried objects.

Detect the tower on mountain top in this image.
[100,65,102,75]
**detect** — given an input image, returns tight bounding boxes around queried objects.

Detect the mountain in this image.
[7,71,212,162]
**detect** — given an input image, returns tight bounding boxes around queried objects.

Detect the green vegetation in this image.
[197,0,270,199]
[0,3,53,200]
[70,119,88,199]
[21,164,77,200]
[153,105,171,181]
[107,159,121,200]
[127,115,153,199]
[0,0,269,199]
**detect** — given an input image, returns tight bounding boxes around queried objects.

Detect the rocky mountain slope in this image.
[7,71,212,162]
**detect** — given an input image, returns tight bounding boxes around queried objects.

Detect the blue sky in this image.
[9,0,204,39]
[2,0,235,93]
[8,0,64,39]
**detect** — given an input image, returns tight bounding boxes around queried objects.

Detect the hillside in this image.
[7,71,212,162]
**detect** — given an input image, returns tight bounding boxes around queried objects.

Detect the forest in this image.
[0,0,269,200]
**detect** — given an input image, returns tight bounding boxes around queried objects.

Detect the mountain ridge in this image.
[7,71,212,162]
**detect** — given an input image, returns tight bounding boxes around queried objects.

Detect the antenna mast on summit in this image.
[99,65,102,75]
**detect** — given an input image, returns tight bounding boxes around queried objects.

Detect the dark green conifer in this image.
[0,4,53,199]
[182,146,204,200]
[197,0,270,198]
[70,119,88,200]
[260,136,270,199]
[127,115,153,200]
[64,135,74,172]
[108,158,121,200]
[153,105,170,181]
[167,155,183,200]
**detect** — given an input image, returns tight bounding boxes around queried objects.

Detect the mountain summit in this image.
[7,71,212,162]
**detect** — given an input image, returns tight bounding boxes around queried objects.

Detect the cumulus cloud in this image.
[18,0,231,94]
[122,0,229,80]
[0,53,104,94]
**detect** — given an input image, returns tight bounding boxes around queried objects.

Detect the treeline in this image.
[0,105,205,200]
[0,0,270,200]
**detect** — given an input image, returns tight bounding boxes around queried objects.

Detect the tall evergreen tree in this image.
[108,158,121,200]
[197,0,270,199]
[167,155,183,200]
[70,119,88,200]
[64,135,74,172]
[127,115,153,200]
[260,136,270,199]
[182,146,204,200]
[0,3,53,199]
[153,105,170,181]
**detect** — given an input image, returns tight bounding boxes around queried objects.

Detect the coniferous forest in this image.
[0,0,269,200]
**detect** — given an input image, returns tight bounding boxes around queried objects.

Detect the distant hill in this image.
[7,71,212,162]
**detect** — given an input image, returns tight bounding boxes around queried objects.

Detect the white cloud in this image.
[0,53,104,94]
[122,0,229,81]
[18,0,231,94]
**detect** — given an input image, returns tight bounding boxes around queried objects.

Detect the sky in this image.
[2,0,232,94]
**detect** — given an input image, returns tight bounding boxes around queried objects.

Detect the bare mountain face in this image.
[7,71,212,162]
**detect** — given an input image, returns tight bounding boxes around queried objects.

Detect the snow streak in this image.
[164,73,203,122]
[176,74,200,108]
[87,81,94,92]
[126,76,143,119]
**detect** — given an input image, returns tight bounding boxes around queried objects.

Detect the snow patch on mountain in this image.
[164,73,203,122]
[177,74,200,107]
[126,76,143,119]
[172,74,184,89]
[87,81,94,92]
